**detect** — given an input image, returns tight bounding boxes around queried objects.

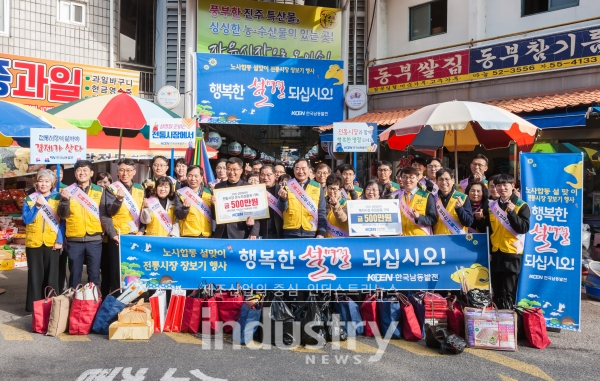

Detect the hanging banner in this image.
[197,0,342,60]
[518,153,583,331]
[346,199,402,237]
[333,122,378,152]
[149,118,196,149]
[119,233,490,290]
[196,53,344,126]
[29,128,87,164]
[0,53,139,110]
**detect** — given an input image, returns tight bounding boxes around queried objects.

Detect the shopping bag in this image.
[446,296,465,338]
[92,290,127,335]
[333,293,363,336]
[181,289,203,334]
[359,293,379,337]
[377,297,401,339]
[117,279,148,305]
[32,287,56,334]
[233,301,262,345]
[266,294,297,346]
[201,286,220,334]
[464,306,518,351]
[69,283,102,335]
[397,293,422,341]
[217,288,244,334]
[150,290,167,333]
[521,308,551,349]
[46,288,75,337]
[408,292,426,338]
[164,289,186,332]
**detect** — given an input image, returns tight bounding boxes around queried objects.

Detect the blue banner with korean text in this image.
[119,234,490,291]
[196,53,344,126]
[469,26,600,81]
[518,153,583,332]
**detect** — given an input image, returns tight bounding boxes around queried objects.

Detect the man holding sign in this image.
[259,165,284,239]
[399,167,437,236]
[100,158,145,295]
[57,160,104,288]
[278,158,326,239]
[212,157,260,239]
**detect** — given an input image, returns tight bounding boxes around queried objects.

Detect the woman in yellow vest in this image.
[484,174,530,307]
[174,165,213,237]
[399,167,437,236]
[141,177,180,237]
[23,169,65,312]
[324,174,349,238]
[432,168,473,235]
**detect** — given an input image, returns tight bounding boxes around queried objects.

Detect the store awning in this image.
[521,110,588,129]
[587,107,600,119]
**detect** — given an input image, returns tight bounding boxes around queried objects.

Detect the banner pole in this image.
[170,148,175,178]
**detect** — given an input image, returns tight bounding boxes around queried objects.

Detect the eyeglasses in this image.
[316,171,330,176]
[401,175,417,180]
[378,168,391,172]
[295,167,309,171]
[427,165,441,169]
[117,168,135,174]
[261,172,274,177]
[153,164,168,168]
[437,177,453,182]
[365,188,379,193]
[327,187,340,192]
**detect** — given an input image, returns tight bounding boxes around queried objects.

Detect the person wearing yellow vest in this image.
[278,158,327,238]
[174,165,213,238]
[377,161,401,198]
[324,174,349,238]
[23,169,65,312]
[484,174,530,307]
[341,164,362,200]
[144,155,173,198]
[458,154,489,193]
[314,163,331,190]
[141,176,180,237]
[57,160,104,288]
[100,158,145,295]
[432,168,473,235]
[399,167,437,236]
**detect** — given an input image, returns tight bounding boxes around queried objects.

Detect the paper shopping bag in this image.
[47,288,75,337]
[150,290,167,333]
[32,287,56,334]
[164,289,186,332]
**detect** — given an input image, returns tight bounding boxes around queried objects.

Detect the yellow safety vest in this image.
[110,183,145,235]
[283,180,321,231]
[64,184,103,238]
[325,198,348,238]
[178,187,213,237]
[145,202,176,237]
[25,194,61,248]
[433,190,469,235]
[489,198,527,254]
[402,188,430,236]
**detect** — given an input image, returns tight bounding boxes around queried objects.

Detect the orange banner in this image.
[0,53,139,110]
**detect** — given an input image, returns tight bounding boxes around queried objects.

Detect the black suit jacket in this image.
[259,184,284,238]
[212,179,261,239]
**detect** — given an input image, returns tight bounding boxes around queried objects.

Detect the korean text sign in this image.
[333,122,378,152]
[29,128,87,164]
[0,53,139,110]
[149,118,196,149]
[213,184,270,224]
[197,0,342,60]
[347,199,402,237]
[518,153,582,331]
[196,53,344,126]
[119,233,489,290]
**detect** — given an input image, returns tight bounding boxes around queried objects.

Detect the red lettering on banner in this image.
[299,245,352,281]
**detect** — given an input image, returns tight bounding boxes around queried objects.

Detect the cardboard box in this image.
[108,320,154,340]
[0,250,13,260]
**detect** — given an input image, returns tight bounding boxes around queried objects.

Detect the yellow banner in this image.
[0,53,139,110]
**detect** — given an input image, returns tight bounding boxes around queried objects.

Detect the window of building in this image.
[119,0,156,67]
[57,1,86,25]
[409,0,447,41]
[522,0,579,16]
[0,0,9,36]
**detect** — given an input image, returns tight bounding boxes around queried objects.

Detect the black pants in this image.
[104,238,122,296]
[100,241,111,297]
[491,252,522,306]
[57,248,68,293]
[67,240,102,288]
[25,245,60,312]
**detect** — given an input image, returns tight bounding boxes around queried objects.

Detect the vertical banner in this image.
[518,153,583,331]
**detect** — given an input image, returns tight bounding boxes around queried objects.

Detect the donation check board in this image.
[213,184,269,224]
[347,199,402,236]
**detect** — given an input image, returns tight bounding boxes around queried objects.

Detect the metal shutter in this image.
[166,3,186,93]
[349,0,365,85]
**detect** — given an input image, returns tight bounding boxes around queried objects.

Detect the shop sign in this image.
[156,85,180,109]
[206,131,223,149]
[228,141,242,155]
[196,53,344,126]
[29,128,87,164]
[369,25,600,94]
[345,87,367,110]
[149,118,196,149]
[197,0,342,60]
[0,53,139,110]
[120,233,489,290]
[518,153,583,332]
[332,122,378,152]
[347,199,402,237]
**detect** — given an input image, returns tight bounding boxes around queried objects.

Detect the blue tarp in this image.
[521,111,587,129]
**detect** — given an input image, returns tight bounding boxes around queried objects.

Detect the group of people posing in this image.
[23,152,528,312]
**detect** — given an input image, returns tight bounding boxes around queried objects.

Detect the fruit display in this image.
[8,189,26,208]
[0,203,20,214]
[0,189,26,215]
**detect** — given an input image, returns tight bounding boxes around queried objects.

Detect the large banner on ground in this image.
[196,53,344,126]
[518,153,583,332]
[197,0,342,60]
[120,233,490,291]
